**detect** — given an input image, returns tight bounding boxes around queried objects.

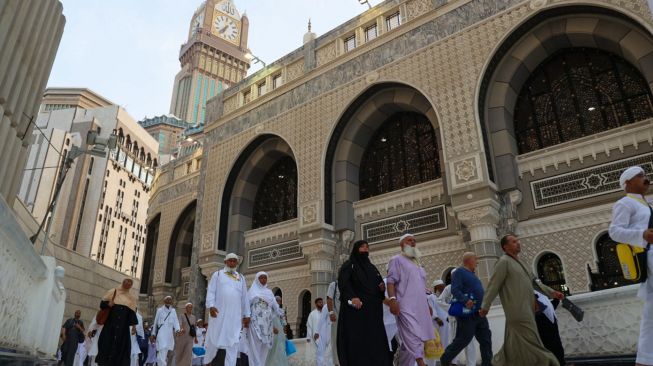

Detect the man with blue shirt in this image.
[439,252,493,366]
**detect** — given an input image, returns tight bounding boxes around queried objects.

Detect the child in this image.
[145,338,157,366]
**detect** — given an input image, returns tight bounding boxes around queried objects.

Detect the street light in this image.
[244,52,266,67]
[31,130,118,255]
[358,0,372,9]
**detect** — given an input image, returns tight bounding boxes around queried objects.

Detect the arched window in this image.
[590,233,636,291]
[252,156,297,229]
[359,112,440,199]
[536,252,569,295]
[298,290,311,338]
[514,48,653,154]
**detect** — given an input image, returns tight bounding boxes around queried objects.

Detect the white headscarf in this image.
[248,271,277,307]
[619,166,644,190]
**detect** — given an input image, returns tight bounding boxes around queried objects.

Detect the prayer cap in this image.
[225,253,239,261]
[432,279,445,287]
[399,233,415,243]
[620,166,644,190]
[185,302,193,307]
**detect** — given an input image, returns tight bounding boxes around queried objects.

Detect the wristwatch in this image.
[329,311,335,315]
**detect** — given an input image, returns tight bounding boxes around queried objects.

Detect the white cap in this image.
[399,233,415,243]
[620,166,645,190]
[225,253,239,262]
[185,302,193,307]
[432,279,445,287]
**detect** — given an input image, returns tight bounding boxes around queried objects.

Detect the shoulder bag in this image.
[96,289,117,325]
[184,313,197,337]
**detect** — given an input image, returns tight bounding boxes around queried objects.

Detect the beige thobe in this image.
[175,312,197,366]
[481,254,560,366]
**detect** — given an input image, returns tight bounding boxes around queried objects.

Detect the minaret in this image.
[169,0,251,127]
[303,19,317,44]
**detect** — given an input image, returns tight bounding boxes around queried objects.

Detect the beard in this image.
[224,265,238,273]
[402,245,422,259]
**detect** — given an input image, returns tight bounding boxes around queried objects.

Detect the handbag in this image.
[184,313,196,337]
[96,289,116,325]
[424,329,444,360]
[448,299,474,318]
[192,346,206,356]
[285,339,297,356]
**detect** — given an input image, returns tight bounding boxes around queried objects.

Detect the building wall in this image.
[0,0,65,203]
[144,0,653,344]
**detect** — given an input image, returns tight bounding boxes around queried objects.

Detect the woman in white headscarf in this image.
[247,272,283,366]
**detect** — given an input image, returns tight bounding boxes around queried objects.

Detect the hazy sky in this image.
[48,0,378,121]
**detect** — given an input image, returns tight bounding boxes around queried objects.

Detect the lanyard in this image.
[627,194,652,208]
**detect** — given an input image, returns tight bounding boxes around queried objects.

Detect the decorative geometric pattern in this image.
[316,42,337,67]
[514,48,653,154]
[248,240,304,268]
[252,156,298,229]
[530,152,653,208]
[520,224,606,294]
[359,112,441,199]
[362,205,447,244]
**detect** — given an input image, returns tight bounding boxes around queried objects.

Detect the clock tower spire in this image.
[169,0,251,127]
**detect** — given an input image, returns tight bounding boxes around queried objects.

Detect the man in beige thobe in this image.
[480,234,564,366]
[176,303,197,366]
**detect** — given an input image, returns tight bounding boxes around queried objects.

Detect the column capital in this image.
[454,199,501,228]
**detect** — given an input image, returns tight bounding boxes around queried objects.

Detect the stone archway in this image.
[140,213,160,295]
[324,83,442,232]
[218,134,297,255]
[479,5,653,191]
[165,201,196,285]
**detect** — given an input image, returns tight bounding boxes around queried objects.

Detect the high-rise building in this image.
[19,88,158,277]
[169,0,251,127]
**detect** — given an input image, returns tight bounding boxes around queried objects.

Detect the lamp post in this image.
[32,130,117,255]
[244,52,266,67]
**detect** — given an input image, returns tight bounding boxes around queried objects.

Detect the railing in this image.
[353,180,444,219]
[0,196,65,358]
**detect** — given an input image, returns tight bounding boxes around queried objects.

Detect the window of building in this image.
[365,24,378,42]
[386,12,401,31]
[252,156,298,229]
[258,81,267,97]
[272,74,283,89]
[359,112,441,199]
[243,90,251,104]
[590,233,638,291]
[88,157,94,175]
[514,48,653,154]
[344,34,356,52]
[536,252,569,295]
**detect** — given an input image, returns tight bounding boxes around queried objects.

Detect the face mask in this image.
[359,252,369,259]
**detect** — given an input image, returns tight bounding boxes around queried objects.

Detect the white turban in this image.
[399,233,415,243]
[225,253,239,262]
[619,166,644,190]
[432,279,445,287]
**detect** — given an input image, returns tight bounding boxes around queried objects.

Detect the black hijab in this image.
[347,240,382,293]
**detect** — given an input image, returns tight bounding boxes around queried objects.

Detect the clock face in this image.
[191,13,204,36]
[214,15,240,43]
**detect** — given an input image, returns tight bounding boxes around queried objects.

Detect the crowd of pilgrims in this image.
[56,166,653,366]
[58,233,569,366]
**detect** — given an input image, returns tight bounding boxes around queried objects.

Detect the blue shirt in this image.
[451,266,484,310]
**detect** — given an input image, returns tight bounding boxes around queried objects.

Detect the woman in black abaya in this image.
[96,278,138,366]
[337,240,391,366]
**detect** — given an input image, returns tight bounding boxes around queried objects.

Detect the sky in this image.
[48,0,378,121]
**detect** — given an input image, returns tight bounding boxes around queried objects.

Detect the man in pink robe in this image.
[387,233,435,366]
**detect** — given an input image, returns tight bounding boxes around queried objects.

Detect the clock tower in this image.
[169,0,251,127]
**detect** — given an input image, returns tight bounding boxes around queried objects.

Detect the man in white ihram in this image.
[152,296,181,366]
[609,166,653,366]
[204,253,251,366]
[306,298,332,366]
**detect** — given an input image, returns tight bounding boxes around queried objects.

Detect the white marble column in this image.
[301,236,337,300]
